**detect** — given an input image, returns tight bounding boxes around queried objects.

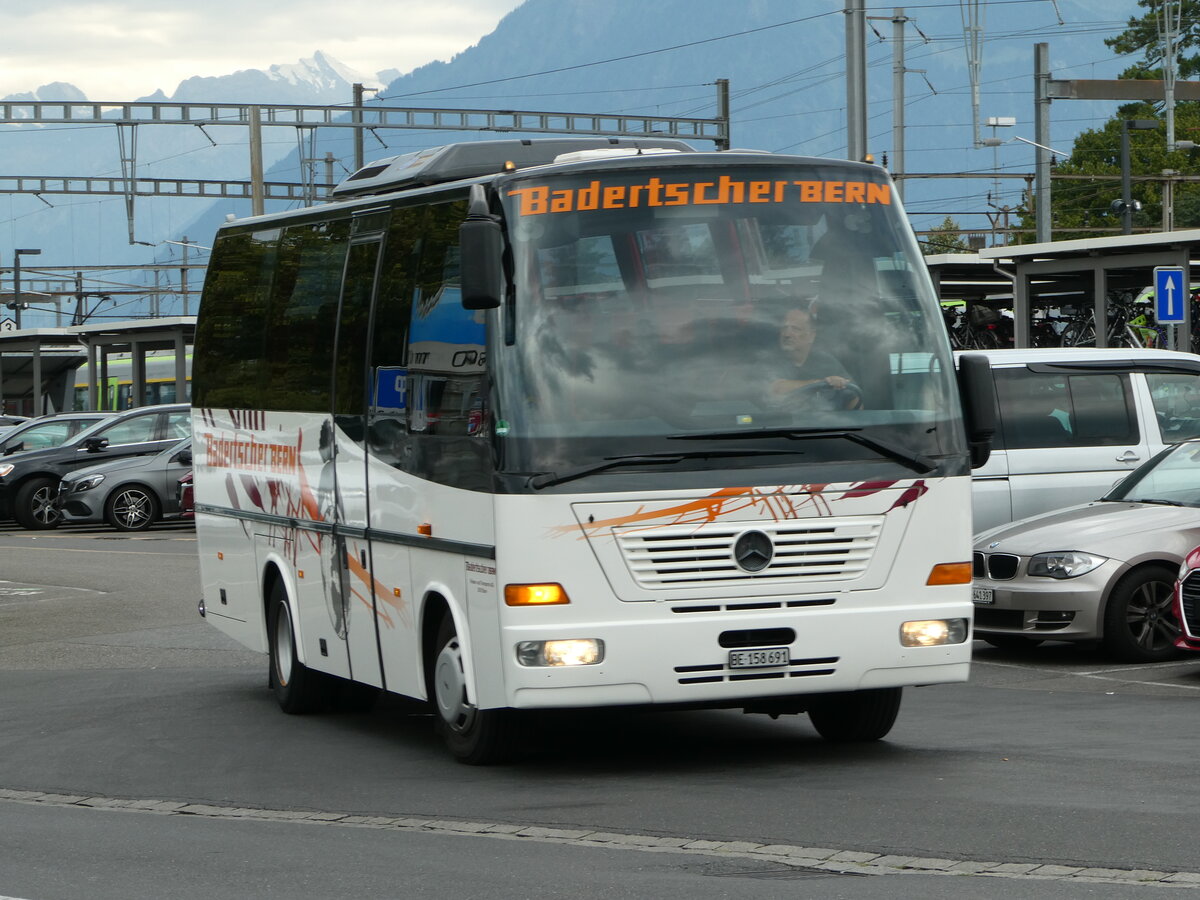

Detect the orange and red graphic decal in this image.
[557,480,926,538]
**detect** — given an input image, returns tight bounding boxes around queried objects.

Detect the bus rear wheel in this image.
[807,687,902,742]
[431,616,518,764]
[268,580,332,714]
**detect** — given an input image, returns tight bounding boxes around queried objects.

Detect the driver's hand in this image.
[824,375,850,389]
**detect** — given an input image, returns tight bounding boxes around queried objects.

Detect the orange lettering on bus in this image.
[825,181,844,202]
[749,181,772,203]
[578,180,602,210]
[603,186,626,208]
[867,182,891,204]
[663,183,690,205]
[844,182,866,204]
[550,189,574,212]
[797,181,822,202]
[507,186,548,215]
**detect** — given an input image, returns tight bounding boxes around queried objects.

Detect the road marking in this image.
[973,658,1200,692]
[0,545,197,557]
[1,789,1198,887]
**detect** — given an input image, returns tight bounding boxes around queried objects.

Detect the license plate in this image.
[973,587,995,605]
[728,647,790,669]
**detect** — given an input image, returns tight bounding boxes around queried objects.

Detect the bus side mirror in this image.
[459,184,503,310]
[957,353,996,470]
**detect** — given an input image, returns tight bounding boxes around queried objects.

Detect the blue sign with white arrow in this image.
[1155,266,1186,323]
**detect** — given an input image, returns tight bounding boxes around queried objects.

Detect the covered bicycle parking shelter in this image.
[933,230,1200,351]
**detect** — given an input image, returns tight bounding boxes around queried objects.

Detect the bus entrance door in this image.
[332,237,387,688]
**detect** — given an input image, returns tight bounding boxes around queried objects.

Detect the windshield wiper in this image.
[1132,498,1185,507]
[668,427,937,474]
[528,448,804,489]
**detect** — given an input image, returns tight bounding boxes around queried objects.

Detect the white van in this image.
[960,348,1200,533]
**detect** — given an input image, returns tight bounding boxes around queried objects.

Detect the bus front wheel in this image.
[268,581,331,714]
[807,687,902,742]
[432,616,518,764]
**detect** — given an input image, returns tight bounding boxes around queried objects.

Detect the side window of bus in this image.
[192,229,278,408]
[263,221,351,412]
[366,199,491,489]
[367,205,422,470]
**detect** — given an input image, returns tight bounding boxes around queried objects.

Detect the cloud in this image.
[0,0,522,99]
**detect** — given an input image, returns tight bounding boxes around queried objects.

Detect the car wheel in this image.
[807,688,902,742]
[267,579,333,714]
[105,485,160,532]
[14,477,61,530]
[981,635,1044,652]
[1102,564,1182,663]
[430,615,519,764]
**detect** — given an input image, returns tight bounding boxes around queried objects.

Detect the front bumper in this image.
[55,482,104,523]
[972,556,1120,642]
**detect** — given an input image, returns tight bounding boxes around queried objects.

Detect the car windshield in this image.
[491,161,965,484]
[1106,441,1200,507]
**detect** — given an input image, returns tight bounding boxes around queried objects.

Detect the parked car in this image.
[56,438,193,531]
[0,411,113,456]
[972,440,1200,662]
[177,470,193,519]
[1174,546,1200,653]
[961,347,1200,533]
[0,414,29,439]
[0,403,191,529]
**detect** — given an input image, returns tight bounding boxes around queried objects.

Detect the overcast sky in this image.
[0,0,525,100]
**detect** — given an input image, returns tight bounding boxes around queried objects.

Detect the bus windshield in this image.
[493,163,966,484]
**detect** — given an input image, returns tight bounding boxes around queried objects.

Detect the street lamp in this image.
[1115,119,1158,235]
[6,248,42,330]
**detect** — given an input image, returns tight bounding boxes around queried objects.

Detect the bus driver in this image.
[767,306,861,409]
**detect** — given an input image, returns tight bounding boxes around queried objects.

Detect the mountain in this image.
[166,51,384,105]
[0,0,1138,326]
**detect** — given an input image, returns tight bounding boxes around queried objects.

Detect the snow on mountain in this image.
[167,51,378,104]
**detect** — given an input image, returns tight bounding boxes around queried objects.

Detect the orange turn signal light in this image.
[504,583,570,606]
[926,562,973,585]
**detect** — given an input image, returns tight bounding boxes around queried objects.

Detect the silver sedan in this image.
[56,438,193,531]
[972,441,1200,662]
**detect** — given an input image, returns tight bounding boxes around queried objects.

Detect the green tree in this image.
[1105,1,1200,79]
[1012,101,1200,243]
[922,216,971,255]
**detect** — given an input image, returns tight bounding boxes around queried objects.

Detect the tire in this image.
[105,484,160,532]
[14,477,61,530]
[981,635,1044,652]
[1060,321,1095,347]
[431,615,519,764]
[807,687,902,742]
[267,580,333,714]
[1102,564,1182,663]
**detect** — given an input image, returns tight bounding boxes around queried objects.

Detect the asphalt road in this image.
[2,521,1200,899]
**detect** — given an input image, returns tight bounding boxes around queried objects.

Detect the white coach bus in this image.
[192,138,994,763]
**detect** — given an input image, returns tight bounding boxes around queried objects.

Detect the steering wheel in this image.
[784,378,863,410]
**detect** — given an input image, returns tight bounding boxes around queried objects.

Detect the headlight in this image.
[0,463,12,478]
[516,639,603,667]
[1027,551,1106,579]
[73,474,106,492]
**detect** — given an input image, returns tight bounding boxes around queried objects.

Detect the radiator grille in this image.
[615,517,883,589]
[974,552,1021,581]
[1181,571,1200,637]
